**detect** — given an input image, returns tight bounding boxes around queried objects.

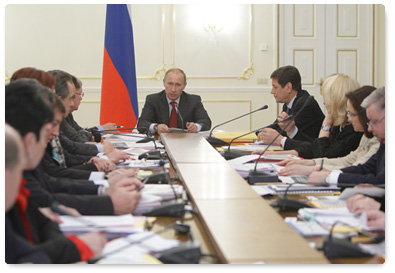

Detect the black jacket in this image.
[24,167,114,215]
[268,90,325,150]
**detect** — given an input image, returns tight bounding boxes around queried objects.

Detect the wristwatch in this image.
[321,125,331,131]
[153,124,158,133]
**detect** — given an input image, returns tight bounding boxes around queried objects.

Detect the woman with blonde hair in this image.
[276,85,380,176]
[255,74,363,159]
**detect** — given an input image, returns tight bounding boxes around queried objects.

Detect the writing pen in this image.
[117,126,124,128]
[319,159,324,171]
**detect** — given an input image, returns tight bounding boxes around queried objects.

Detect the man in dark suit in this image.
[137,68,211,134]
[258,66,325,149]
[5,124,51,264]
[308,87,385,186]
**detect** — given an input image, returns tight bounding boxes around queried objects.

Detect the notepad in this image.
[268,184,340,194]
[285,217,329,236]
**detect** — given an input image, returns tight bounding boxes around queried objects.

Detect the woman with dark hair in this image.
[276,85,380,176]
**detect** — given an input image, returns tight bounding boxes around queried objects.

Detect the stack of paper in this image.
[285,217,330,237]
[298,207,383,231]
[268,184,340,194]
[140,184,183,200]
[133,193,162,215]
[117,159,169,169]
[222,143,282,153]
[227,155,277,178]
[59,215,144,238]
[307,196,347,208]
[98,231,179,264]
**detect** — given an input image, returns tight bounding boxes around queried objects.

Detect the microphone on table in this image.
[248,96,314,184]
[275,182,321,211]
[223,126,270,160]
[322,221,381,259]
[140,168,186,218]
[207,105,269,146]
[275,181,385,211]
[87,222,200,264]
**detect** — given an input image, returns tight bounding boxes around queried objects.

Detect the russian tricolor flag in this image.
[100,4,138,130]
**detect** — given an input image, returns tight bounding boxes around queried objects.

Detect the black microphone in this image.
[322,221,378,258]
[87,223,179,264]
[223,125,270,160]
[276,182,323,211]
[248,96,314,184]
[141,168,186,218]
[207,105,269,146]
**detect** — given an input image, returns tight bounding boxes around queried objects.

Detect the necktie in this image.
[169,101,178,128]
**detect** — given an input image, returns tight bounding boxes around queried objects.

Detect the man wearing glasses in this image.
[309,87,385,186]
[66,76,118,142]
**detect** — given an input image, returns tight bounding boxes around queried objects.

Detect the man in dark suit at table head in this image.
[137,68,211,135]
[257,65,325,149]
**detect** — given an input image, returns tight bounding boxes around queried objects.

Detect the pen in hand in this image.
[319,159,324,171]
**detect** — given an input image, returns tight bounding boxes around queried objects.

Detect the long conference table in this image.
[160,133,329,264]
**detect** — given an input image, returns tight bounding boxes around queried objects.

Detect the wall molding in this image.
[82,86,272,93]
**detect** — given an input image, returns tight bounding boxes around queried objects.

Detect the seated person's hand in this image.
[277,112,296,135]
[251,149,263,155]
[102,141,114,153]
[257,128,283,146]
[157,124,170,134]
[365,210,385,229]
[347,193,381,215]
[107,168,138,179]
[102,122,117,131]
[186,122,197,133]
[280,159,315,167]
[278,164,315,176]
[39,205,81,224]
[89,157,115,172]
[110,190,141,215]
[106,149,130,163]
[78,232,108,257]
[106,177,142,194]
[307,169,331,184]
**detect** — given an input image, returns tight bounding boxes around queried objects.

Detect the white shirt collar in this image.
[166,96,180,105]
[287,93,297,110]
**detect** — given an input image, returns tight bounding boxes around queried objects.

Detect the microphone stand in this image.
[207,105,268,147]
[248,96,314,184]
[224,126,268,160]
[322,221,377,258]
[248,117,295,184]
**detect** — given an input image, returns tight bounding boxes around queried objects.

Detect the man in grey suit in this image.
[137,68,211,134]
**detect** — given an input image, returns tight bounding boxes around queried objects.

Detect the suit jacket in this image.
[137,90,211,133]
[268,90,325,150]
[295,124,363,159]
[7,202,82,263]
[339,142,385,185]
[5,216,51,264]
[24,168,114,215]
[65,113,93,142]
[41,146,95,180]
[59,134,98,157]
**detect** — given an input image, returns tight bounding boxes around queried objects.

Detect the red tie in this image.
[169,101,178,128]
